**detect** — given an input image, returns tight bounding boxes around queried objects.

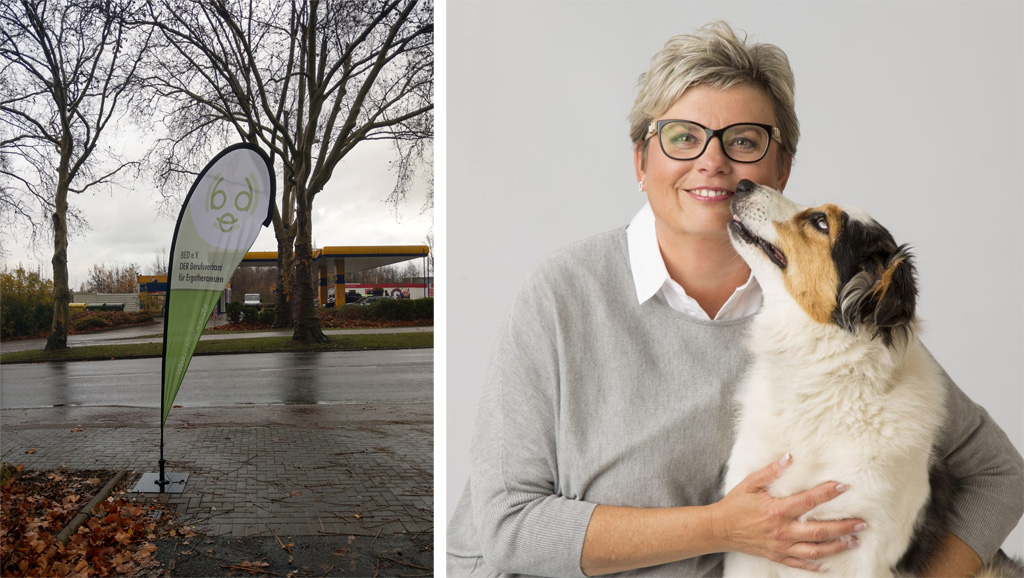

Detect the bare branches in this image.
[0,0,151,349]
[82,261,143,293]
[140,0,432,200]
[138,0,293,195]
[0,0,150,222]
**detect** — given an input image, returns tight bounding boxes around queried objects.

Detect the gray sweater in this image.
[447,227,1023,577]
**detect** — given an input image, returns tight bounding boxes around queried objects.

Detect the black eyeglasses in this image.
[645,119,781,163]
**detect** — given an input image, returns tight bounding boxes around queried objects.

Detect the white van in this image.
[243,293,262,310]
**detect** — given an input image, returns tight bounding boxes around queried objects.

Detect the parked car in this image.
[350,295,388,306]
[243,293,262,311]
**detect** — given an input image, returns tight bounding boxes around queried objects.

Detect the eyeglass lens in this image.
[660,121,770,162]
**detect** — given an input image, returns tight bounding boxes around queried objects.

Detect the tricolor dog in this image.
[722,180,1020,577]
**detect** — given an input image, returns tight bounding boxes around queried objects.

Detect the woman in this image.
[446,21,1023,577]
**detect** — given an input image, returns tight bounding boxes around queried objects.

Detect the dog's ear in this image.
[871,245,917,343]
[836,245,917,346]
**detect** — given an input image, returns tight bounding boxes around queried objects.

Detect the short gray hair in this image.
[629,21,798,169]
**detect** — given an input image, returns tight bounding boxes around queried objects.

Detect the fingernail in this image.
[853,523,867,532]
[835,483,849,493]
[847,536,860,549]
[779,453,792,466]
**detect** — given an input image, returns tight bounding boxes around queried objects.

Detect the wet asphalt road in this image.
[0,349,432,410]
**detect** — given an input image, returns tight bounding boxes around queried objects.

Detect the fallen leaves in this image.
[1,464,174,577]
[167,524,195,539]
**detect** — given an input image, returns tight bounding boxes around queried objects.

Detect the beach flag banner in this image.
[160,143,274,425]
[135,143,274,494]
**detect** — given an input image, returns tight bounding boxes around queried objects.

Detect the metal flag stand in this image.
[132,408,189,493]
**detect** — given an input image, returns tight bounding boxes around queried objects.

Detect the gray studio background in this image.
[446,1,1023,557]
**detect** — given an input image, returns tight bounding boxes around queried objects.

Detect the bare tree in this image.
[229,266,277,302]
[141,0,433,343]
[0,0,149,350]
[149,246,168,276]
[397,260,419,282]
[349,263,402,285]
[81,262,142,293]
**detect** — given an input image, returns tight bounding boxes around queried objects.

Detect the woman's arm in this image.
[469,283,599,577]
[921,533,982,578]
[930,354,1024,564]
[581,454,865,576]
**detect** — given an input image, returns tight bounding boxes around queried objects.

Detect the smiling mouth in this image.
[729,217,788,269]
[688,188,733,200]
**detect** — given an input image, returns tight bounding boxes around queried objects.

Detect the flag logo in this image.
[192,165,265,249]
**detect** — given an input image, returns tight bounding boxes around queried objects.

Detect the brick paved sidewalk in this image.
[0,404,433,540]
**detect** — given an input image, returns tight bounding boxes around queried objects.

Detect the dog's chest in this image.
[738,368,905,451]
[733,370,941,501]
[735,372,936,526]
[730,341,945,509]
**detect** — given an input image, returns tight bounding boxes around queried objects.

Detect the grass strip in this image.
[0,332,432,364]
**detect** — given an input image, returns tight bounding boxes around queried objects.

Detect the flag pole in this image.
[158,260,172,493]
[136,219,188,494]
[158,243,174,493]
[158,425,168,492]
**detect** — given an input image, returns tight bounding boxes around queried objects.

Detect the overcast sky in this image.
[1,138,433,290]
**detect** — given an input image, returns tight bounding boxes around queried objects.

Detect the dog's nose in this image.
[736,179,756,196]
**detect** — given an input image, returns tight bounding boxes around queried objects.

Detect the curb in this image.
[0,344,434,365]
[56,470,128,544]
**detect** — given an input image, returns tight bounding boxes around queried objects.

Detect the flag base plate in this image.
[131,472,189,494]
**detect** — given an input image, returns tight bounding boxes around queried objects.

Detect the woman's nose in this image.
[695,136,730,172]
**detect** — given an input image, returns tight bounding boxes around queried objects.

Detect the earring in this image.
[638,180,645,192]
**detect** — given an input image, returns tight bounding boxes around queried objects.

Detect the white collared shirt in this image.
[626,202,762,321]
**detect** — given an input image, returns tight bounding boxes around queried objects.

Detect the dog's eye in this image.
[810,213,829,233]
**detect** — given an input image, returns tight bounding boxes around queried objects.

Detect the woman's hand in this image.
[711,454,866,572]
[580,454,866,576]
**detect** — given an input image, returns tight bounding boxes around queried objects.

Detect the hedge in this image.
[323,297,433,322]
[1,267,54,339]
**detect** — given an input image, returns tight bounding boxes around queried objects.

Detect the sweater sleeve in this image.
[469,270,598,577]
[932,356,1024,561]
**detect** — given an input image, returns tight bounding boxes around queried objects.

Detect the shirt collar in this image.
[626,202,762,320]
[627,202,670,304]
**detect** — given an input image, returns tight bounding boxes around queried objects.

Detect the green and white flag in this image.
[161,144,274,425]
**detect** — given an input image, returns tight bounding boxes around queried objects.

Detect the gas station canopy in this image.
[241,245,431,305]
[240,245,430,274]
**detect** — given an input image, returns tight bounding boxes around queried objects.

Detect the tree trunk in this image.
[45,186,71,351]
[290,203,326,343]
[272,230,295,328]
